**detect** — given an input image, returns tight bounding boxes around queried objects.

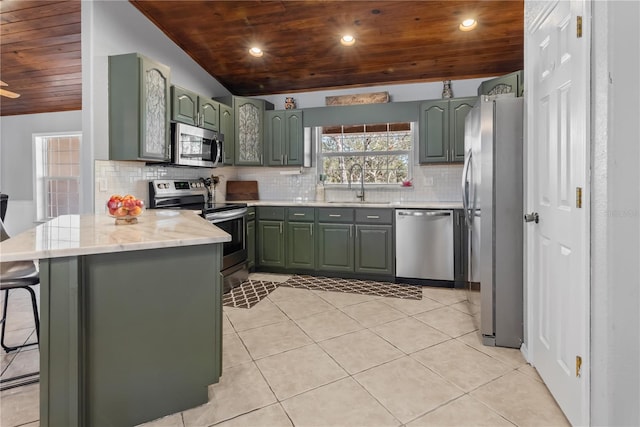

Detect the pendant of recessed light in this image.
[459,18,477,31]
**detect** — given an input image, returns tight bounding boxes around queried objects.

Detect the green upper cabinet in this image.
[265,110,304,166]
[199,98,220,131]
[215,96,274,166]
[418,99,449,163]
[478,70,524,97]
[109,53,171,162]
[265,111,285,165]
[219,103,234,165]
[419,96,477,164]
[171,85,219,131]
[449,97,477,162]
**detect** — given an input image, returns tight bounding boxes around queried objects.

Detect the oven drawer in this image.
[258,206,285,221]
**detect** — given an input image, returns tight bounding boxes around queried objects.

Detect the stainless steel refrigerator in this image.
[461,95,523,348]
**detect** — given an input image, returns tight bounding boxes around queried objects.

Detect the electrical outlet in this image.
[423,176,434,186]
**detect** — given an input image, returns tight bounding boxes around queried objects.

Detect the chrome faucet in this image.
[348,163,365,202]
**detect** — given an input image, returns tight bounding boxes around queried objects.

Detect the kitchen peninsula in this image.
[0,211,230,426]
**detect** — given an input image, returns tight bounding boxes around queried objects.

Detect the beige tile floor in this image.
[1,275,570,427]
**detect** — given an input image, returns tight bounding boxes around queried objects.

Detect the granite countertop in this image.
[0,210,230,262]
[238,200,464,209]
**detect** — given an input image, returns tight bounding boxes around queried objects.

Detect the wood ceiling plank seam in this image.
[0,22,81,45]
[1,43,81,60]
[0,33,81,54]
[0,64,81,78]
[0,1,80,23]
[0,13,80,36]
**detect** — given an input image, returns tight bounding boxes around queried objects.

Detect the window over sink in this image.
[317,122,414,185]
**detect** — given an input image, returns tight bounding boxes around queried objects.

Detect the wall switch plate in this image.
[99,178,107,192]
[423,176,434,186]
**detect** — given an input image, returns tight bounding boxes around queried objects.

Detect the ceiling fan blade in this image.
[0,88,21,98]
[0,80,8,87]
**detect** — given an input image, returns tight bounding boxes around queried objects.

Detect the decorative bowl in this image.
[106,195,144,225]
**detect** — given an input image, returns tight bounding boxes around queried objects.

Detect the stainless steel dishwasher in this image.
[395,209,454,281]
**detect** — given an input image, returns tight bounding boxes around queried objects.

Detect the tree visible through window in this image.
[34,134,81,220]
[319,122,413,185]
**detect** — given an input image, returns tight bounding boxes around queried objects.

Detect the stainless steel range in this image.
[149,179,248,292]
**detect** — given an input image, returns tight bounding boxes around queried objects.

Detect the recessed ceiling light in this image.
[340,35,356,46]
[249,47,263,57]
[459,18,477,31]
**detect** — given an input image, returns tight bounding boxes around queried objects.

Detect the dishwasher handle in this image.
[397,210,451,217]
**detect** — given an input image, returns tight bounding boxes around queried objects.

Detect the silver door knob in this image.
[524,212,539,223]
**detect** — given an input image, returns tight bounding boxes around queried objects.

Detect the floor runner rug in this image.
[222,280,278,309]
[223,275,421,309]
[281,275,422,300]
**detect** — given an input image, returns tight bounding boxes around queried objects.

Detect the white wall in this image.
[591,1,640,425]
[0,111,82,233]
[258,78,490,109]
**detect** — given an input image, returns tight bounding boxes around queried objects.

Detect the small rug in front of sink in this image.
[223,280,278,309]
[282,275,422,300]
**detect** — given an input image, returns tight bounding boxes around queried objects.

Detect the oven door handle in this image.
[206,208,247,223]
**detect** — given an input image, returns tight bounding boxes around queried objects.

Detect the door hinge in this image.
[576,187,583,208]
[577,16,583,38]
[576,355,582,377]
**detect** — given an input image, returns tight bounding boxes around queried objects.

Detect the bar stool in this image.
[0,218,40,390]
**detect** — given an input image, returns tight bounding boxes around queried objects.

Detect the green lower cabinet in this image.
[317,223,354,272]
[355,225,394,275]
[286,222,315,269]
[257,220,285,267]
[247,219,256,270]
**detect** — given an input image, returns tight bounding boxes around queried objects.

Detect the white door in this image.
[525,1,590,425]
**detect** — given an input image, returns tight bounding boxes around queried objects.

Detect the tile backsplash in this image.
[95,160,462,212]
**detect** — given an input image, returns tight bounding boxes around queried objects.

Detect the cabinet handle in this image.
[281,154,284,164]
[329,214,341,218]
[293,213,305,216]
[279,222,282,234]
[285,154,288,164]
[366,215,380,219]
[310,223,313,236]
[350,225,352,237]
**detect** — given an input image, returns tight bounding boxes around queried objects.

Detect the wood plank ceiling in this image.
[131,0,523,96]
[0,0,523,116]
[0,0,81,116]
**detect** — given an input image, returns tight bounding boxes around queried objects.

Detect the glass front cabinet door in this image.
[109,53,171,162]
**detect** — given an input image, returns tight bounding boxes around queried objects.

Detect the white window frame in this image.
[316,122,415,187]
[33,132,82,221]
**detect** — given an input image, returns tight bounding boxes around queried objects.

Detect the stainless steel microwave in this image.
[172,122,223,168]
